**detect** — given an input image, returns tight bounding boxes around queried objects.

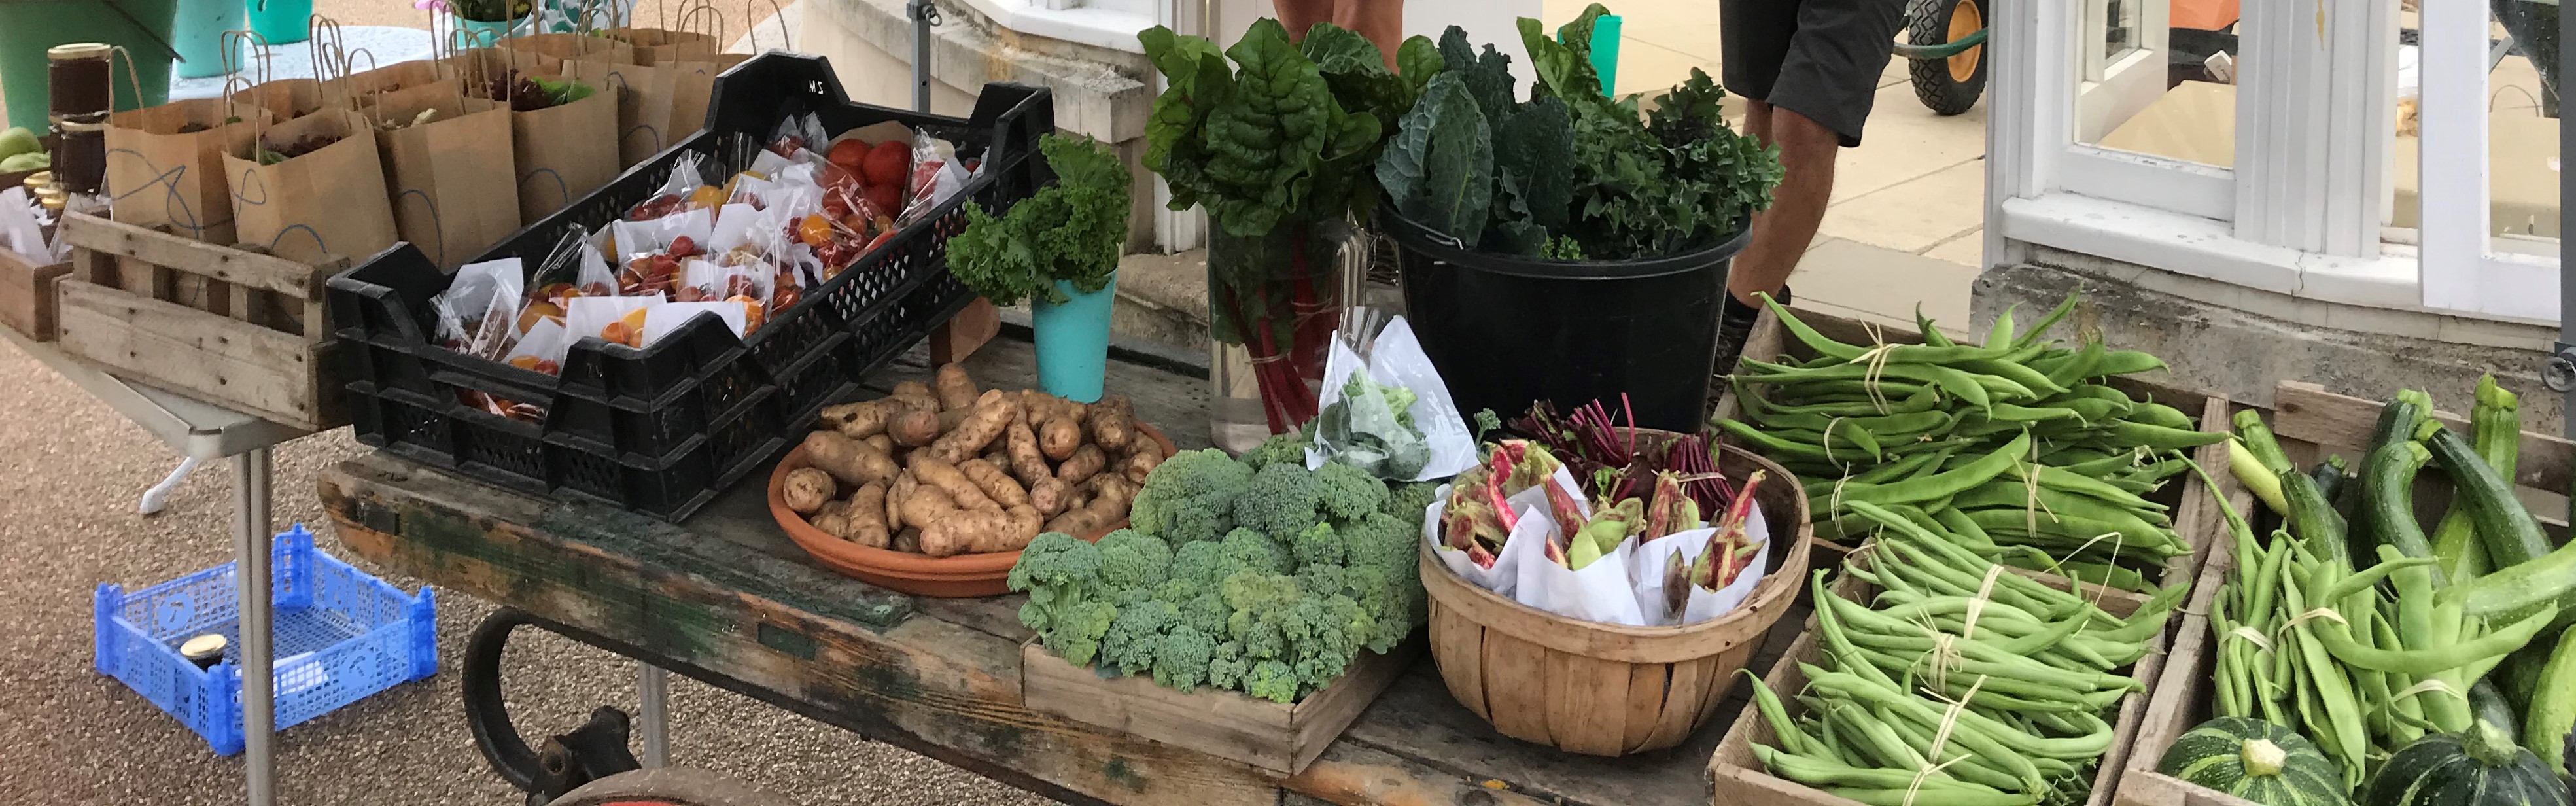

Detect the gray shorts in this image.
[1719,0,1909,147]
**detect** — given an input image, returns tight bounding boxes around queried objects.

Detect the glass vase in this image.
[1205,217,1362,453]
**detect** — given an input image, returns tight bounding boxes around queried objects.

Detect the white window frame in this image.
[1990,0,2562,326]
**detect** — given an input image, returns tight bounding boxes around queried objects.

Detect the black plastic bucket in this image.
[1387,211,1749,432]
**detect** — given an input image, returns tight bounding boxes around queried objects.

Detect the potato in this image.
[812,510,852,539]
[892,527,922,553]
[1029,478,1073,517]
[1122,448,1164,485]
[844,482,890,548]
[863,434,894,455]
[1037,417,1080,461]
[930,389,1020,464]
[820,398,906,439]
[782,467,838,514]
[890,409,940,447]
[901,484,960,531]
[934,363,978,411]
[1088,394,1135,452]
[801,432,898,487]
[1045,478,1134,536]
[958,458,1030,509]
[887,472,916,533]
[1056,444,1106,485]
[890,380,936,406]
[938,406,973,434]
[909,453,998,512]
[1003,421,1051,486]
[921,505,1044,556]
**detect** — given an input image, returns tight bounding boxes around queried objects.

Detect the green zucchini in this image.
[2521,627,2576,767]
[2433,377,2520,581]
[2421,423,2552,570]
[2471,678,2522,739]
[2360,441,2437,566]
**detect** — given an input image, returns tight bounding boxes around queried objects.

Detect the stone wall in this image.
[1971,247,2564,434]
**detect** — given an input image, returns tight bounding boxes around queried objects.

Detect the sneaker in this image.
[1711,285,1790,377]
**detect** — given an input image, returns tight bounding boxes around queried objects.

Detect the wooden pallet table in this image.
[319,332,1788,806]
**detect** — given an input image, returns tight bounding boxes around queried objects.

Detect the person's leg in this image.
[1725,109,1839,306]
[1332,0,1406,67]
[1275,0,1332,40]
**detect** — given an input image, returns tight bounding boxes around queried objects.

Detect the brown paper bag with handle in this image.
[605,27,718,65]
[659,54,752,145]
[222,110,399,264]
[105,98,271,244]
[321,60,447,110]
[362,84,523,269]
[564,58,680,167]
[231,78,324,122]
[453,50,623,224]
[504,32,635,65]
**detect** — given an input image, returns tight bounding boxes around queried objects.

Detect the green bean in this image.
[2015,292,2080,349]
[1743,669,1824,758]
[1805,668,2114,760]
[1823,787,2040,806]
[1873,710,2030,791]
[1713,419,1879,464]
[1985,303,2018,350]
[1836,432,2035,506]
[1741,359,1997,411]
[2034,340,2107,390]
[2128,402,2199,430]
[1916,304,1958,348]
[1963,510,2181,555]
[1841,641,2131,693]
[1766,296,1868,360]
[1757,745,1987,792]
[1951,482,2171,525]
[2093,350,2167,376]
[1755,383,1945,417]
[2021,463,2167,511]
[1962,359,2070,398]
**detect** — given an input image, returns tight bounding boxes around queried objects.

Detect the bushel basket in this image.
[326,53,1054,520]
[1418,441,1811,756]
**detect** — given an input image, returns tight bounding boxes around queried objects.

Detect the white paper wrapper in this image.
[504,317,570,370]
[640,301,748,347]
[748,147,796,179]
[1629,500,1771,626]
[1419,466,1587,599]
[1306,317,1478,482]
[1512,504,1646,626]
[566,294,662,343]
[655,206,714,251]
[610,219,664,257]
[445,257,525,319]
[706,203,759,253]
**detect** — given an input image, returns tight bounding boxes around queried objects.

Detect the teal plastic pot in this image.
[245,0,310,44]
[451,15,527,50]
[1028,277,1117,403]
[0,0,181,129]
[172,0,242,78]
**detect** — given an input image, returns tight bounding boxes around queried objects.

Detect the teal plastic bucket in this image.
[0,0,182,129]
[172,0,243,78]
[245,0,310,44]
[1029,277,1117,403]
[1588,14,1622,96]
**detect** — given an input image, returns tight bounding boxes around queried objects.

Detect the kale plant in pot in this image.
[948,133,1130,402]
[1140,19,1442,451]
[1378,4,1783,430]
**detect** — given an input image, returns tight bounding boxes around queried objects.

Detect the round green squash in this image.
[2157,717,2349,806]
[2362,722,2572,806]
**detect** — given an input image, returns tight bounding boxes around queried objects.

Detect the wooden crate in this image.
[1709,305,2233,595]
[1709,565,2162,806]
[1020,637,1421,775]
[2110,381,2576,806]
[52,213,349,431]
[0,247,70,341]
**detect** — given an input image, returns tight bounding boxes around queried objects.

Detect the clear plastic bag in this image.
[894,135,969,226]
[1308,317,1476,481]
[627,151,706,221]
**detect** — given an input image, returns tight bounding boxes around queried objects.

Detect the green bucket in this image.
[0,0,182,129]
[171,0,242,79]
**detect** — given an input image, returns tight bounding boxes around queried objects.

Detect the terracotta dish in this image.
[767,421,1180,597]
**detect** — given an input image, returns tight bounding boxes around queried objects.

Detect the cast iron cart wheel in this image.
[1907,0,1989,116]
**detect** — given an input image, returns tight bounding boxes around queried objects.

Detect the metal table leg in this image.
[234,449,275,806]
[639,665,671,767]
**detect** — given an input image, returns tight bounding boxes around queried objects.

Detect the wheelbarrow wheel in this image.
[1907,0,1988,116]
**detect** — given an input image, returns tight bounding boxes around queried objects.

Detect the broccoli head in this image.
[1128,449,1253,544]
[1011,533,1120,662]
[1291,520,1345,570]
[1295,561,1348,597]
[1099,598,1179,676]
[1179,591,1231,635]
[1245,659,1302,703]
[1239,429,1312,472]
[1096,529,1174,591]
[1219,528,1292,576]
[1168,539,1227,587]
[1234,462,1323,537]
[1314,461,1390,523]
[1021,599,1118,667]
[1208,641,1249,690]
[1343,563,1425,654]
[1385,480,1442,521]
[1340,511,1418,576]
[1152,625,1217,692]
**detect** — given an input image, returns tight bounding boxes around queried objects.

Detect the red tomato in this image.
[862,182,901,216]
[827,139,870,172]
[862,140,911,186]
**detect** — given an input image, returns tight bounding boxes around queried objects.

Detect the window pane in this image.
[2390,1,2560,249]
[2076,0,2239,169]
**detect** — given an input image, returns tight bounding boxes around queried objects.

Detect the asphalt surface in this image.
[0,338,1056,804]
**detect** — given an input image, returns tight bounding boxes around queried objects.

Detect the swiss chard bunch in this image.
[948,133,1131,306]
[1377,4,1782,261]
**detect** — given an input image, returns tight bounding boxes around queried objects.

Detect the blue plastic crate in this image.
[92,525,437,756]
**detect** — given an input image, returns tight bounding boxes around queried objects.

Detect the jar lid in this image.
[179,633,228,661]
[54,119,107,133]
[48,43,112,61]
[20,172,49,191]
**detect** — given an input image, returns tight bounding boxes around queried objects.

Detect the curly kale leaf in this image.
[1493,96,1573,233]
[1436,26,1516,120]
[1376,70,1493,247]
[947,135,1130,306]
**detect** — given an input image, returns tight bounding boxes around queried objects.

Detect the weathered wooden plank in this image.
[2273,379,2576,501]
[57,212,331,298]
[56,277,329,427]
[1341,667,1723,806]
[1022,638,1421,775]
[0,248,69,341]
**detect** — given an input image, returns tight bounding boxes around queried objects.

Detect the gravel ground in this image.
[0,338,1054,805]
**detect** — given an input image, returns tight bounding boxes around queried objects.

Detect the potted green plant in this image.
[1374,5,1784,430]
[949,133,1130,402]
[1139,19,1440,451]
[434,0,536,48]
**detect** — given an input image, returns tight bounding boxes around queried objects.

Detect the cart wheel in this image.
[1907,0,1988,116]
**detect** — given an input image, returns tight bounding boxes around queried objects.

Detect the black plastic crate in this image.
[326,52,1054,520]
